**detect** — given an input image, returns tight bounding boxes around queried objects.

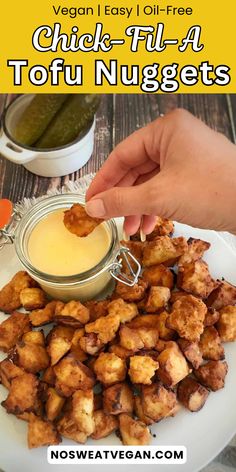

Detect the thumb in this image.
[85,178,165,219]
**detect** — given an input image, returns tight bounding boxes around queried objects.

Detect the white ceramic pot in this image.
[0,94,95,177]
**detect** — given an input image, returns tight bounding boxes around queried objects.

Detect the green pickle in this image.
[13,94,68,146]
[36,94,101,149]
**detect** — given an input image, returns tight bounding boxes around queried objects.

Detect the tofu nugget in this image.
[134,396,154,425]
[20,288,47,310]
[79,333,104,356]
[177,339,203,369]
[64,203,101,237]
[143,236,187,267]
[0,312,31,352]
[85,299,109,321]
[157,342,190,387]
[0,359,25,390]
[128,356,159,385]
[114,279,148,302]
[107,298,138,323]
[204,308,220,327]
[177,377,209,412]
[142,264,174,289]
[217,305,236,341]
[28,415,61,448]
[2,373,39,414]
[155,311,176,341]
[46,387,65,421]
[167,295,207,342]
[131,217,174,240]
[54,355,95,396]
[109,344,134,359]
[94,352,126,385]
[72,389,95,435]
[199,326,225,361]
[91,410,118,439]
[194,360,228,391]
[103,382,134,415]
[47,335,72,366]
[141,383,177,422]
[178,238,211,266]
[13,340,50,374]
[55,300,90,327]
[119,325,158,352]
[145,286,171,312]
[177,260,218,299]
[57,412,87,444]
[206,280,236,310]
[0,271,37,313]
[85,313,120,344]
[119,414,151,445]
[29,301,57,327]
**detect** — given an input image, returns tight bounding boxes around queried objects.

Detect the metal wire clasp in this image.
[109,246,141,286]
[0,210,21,251]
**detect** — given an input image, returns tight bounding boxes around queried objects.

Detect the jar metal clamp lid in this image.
[0,196,141,287]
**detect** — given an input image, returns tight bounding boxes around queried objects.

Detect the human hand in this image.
[86,109,236,235]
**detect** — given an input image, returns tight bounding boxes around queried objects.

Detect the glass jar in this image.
[0,194,141,301]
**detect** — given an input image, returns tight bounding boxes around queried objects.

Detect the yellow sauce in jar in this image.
[27,209,111,276]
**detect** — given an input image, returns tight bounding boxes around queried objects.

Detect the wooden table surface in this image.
[0,94,236,202]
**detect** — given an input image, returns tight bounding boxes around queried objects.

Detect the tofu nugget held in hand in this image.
[64,203,102,237]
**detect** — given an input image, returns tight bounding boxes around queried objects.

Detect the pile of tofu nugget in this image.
[0,217,236,449]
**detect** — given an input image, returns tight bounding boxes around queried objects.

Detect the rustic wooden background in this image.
[0,94,236,202]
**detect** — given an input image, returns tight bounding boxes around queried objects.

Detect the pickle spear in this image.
[36,94,101,149]
[12,94,69,146]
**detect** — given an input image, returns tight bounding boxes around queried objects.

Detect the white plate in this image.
[1,222,236,472]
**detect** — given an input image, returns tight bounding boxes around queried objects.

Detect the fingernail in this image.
[123,228,130,242]
[86,199,106,218]
[140,228,146,242]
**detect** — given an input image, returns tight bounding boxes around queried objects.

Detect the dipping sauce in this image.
[28,209,111,276]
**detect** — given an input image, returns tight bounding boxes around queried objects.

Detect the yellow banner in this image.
[0,0,235,93]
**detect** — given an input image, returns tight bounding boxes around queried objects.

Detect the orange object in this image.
[0,199,13,229]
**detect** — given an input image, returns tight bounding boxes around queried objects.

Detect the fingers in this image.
[123,215,142,236]
[141,215,157,234]
[86,118,163,200]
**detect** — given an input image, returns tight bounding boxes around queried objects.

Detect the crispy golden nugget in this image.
[155,311,176,341]
[85,313,120,344]
[142,264,174,289]
[206,280,236,310]
[157,342,190,387]
[55,300,90,327]
[54,355,95,396]
[47,336,71,366]
[114,280,148,303]
[194,360,228,391]
[128,314,158,329]
[119,413,151,445]
[64,203,101,237]
[46,325,75,344]
[143,236,188,267]
[103,382,134,415]
[22,330,45,346]
[167,295,207,342]
[91,409,118,439]
[204,308,220,327]
[70,328,88,362]
[0,312,31,352]
[119,325,158,352]
[145,286,171,312]
[28,414,61,448]
[79,333,104,356]
[177,377,209,412]
[57,412,87,443]
[128,356,159,385]
[20,288,47,311]
[0,359,25,389]
[177,339,203,369]
[94,352,127,385]
[42,366,56,386]
[199,327,225,361]
[107,299,138,324]
[0,271,37,313]
[131,217,174,241]
[84,299,109,321]
[217,306,236,342]
[29,301,57,327]
[2,373,39,414]
[72,389,95,435]
[45,387,65,421]
[177,260,218,299]
[170,291,188,304]
[13,340,50,374]
[141,383,177,422]
[109,344,134,359]
[178,238,211,266]
[134,396,154,425]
